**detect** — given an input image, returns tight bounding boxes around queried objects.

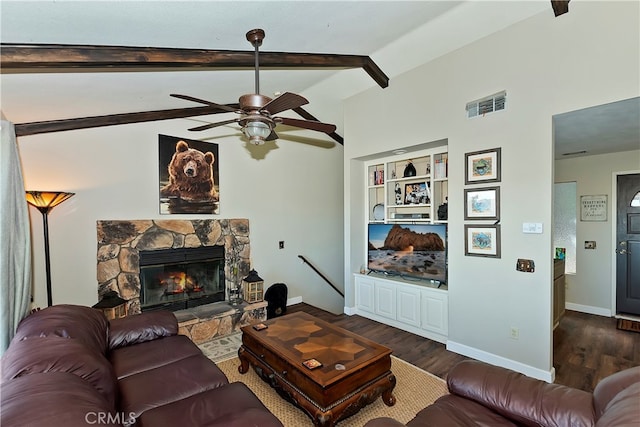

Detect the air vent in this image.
[466,91,506,118]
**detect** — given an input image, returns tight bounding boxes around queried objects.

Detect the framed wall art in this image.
[580,194,607,221]
[465,147,501,184]
[464,186,500,220]
[465,224,501,258]
[158,134,220,215]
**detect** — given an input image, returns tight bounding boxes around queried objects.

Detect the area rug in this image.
[216,355,448,426]
[197,332,243,363]
[617,318,640,333]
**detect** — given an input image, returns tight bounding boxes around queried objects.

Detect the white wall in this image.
[343,2,639,380]
[17,117,345,314]
[555,150,640,316]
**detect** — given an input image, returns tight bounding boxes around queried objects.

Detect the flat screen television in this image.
[367,223,447,284]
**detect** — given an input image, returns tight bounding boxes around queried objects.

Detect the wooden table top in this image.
[241,311,392,388]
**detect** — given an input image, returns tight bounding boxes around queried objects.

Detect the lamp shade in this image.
[243,121,271,145]
[26,191,75,213]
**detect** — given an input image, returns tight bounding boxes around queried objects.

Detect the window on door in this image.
[554,182,577,274]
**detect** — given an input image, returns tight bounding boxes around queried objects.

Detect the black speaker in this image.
[264,283,288,319]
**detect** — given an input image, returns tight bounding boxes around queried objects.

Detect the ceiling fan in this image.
[170,29,337,145]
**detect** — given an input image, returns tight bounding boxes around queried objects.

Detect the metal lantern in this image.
[242,269,264,303]
[93,290,128,320]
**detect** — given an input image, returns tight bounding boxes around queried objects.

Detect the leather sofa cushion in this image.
[109,311,177,350]
[1,372,121,427]
[1,336,118,407]
[110,334,202,379]
[118,353,229,421]
[137,382,283,427]
[409,395,519,427]
[14,305,109,354]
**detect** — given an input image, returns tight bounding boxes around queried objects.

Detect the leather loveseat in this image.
[1,304,283,427]
[365,359,640,427]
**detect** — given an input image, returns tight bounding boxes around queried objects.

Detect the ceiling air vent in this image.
[466,91,506,118]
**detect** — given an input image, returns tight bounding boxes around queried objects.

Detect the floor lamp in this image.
[25,191,75,307]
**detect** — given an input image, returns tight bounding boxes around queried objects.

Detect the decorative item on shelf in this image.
[403,160,416,178]
[438,197,448,220]
[25,190,75,307]
[242,269,264,303]
[394,183,403,205]
[92,290,127,320]
[373,203,385,221]
[228,264,243,306]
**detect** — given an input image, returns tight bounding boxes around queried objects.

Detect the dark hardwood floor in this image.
[287,303,640,392]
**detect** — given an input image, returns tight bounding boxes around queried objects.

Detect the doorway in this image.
[615,173,640,317]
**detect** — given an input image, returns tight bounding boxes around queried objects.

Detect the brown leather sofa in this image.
[365,359,640,427]
[1,304,283,427]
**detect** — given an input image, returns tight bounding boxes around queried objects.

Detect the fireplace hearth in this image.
[139,246,225,312]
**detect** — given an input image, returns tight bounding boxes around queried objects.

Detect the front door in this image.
[616,173,640,316]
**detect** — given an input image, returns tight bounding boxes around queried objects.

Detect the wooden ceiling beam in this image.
[0,43,389,88]
[551,0,570,17]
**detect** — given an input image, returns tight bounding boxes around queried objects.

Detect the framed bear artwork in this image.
[159,135,220,214]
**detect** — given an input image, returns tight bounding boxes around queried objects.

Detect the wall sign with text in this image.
[580,195,607,221]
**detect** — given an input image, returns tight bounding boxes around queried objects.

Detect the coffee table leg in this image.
[382,373,397,406]
[237,346,250,374]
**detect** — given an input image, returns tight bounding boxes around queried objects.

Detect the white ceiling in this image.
[1,1,638,157]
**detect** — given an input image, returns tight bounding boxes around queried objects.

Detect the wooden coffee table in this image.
[238,312,396,427]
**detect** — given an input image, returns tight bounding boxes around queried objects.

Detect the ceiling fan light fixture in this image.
[243,120,272,145]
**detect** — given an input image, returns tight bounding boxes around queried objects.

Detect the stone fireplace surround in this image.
[97,219,252,314]
[96,219,267,342]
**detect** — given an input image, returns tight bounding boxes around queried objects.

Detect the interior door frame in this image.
[611,169,640,318]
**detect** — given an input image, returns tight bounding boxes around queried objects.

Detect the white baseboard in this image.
[565,302,611,317]
[446,341,555,383]
[287,296,303,306]
[343,306,357,315]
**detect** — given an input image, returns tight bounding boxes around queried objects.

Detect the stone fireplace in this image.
[96,219,251,315]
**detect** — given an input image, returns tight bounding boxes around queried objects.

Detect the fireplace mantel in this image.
[96,219,250,315]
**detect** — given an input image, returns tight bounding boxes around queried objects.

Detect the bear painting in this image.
[159,136,219,214]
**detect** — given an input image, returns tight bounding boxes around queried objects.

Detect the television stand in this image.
[353,273,448,344]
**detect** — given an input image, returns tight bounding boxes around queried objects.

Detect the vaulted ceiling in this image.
[4,1,635,157]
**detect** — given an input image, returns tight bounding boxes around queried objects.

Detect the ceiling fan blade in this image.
[266,129,279,141]
[171,93,237,113]
[278,117,337,134]
[262,92,308,115]
[188,118,239,131]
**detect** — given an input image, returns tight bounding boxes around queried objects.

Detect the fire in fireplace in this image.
[139,246,225,312]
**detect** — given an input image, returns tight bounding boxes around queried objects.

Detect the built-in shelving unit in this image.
[366,148,448,224]
[359,147,449,341]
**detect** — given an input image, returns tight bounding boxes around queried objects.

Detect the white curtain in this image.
[0,120,31,355]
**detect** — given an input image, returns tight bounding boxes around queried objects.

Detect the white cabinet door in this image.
[421,290,448,335]
[375,281,396,320]
[397,285,421,327]
[355,276,375,313]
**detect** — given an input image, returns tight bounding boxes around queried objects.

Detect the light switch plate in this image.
[522,223,543,234]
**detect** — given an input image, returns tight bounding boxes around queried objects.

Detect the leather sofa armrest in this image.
[108,310,178,350]
[593,366,640,417]
[447,360,595,427]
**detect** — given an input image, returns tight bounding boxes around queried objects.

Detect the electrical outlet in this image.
[510,327,519,340]
[279,241,285,249]
[516,259,535,272]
